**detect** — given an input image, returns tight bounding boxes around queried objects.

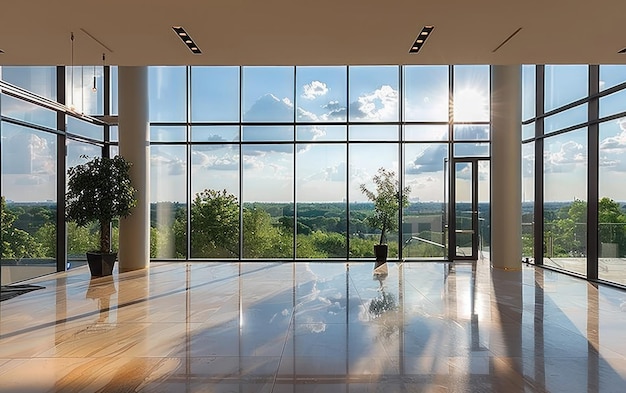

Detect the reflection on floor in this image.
[1,260,625,392]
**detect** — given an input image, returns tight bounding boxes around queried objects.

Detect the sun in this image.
[452,88,489,122]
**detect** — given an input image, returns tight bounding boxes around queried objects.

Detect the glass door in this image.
[450,159,479,260]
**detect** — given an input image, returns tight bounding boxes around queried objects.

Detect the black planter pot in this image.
[86,252,117,277]
[374,244,388,269]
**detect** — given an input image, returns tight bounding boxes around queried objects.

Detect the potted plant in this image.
[360,167,410,269]
[66,155,137,276]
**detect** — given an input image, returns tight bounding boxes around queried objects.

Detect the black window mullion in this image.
[587,65,599,280]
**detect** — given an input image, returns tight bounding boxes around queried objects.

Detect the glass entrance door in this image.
[450,158,483,260]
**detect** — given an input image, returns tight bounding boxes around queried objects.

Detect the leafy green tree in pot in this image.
[65,155,137,276]
[360,167,410,267]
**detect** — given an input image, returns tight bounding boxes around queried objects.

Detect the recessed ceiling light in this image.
[172,26,202,54]
[409,26,434,54]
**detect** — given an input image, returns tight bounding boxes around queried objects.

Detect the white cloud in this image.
[301,81,329,100]
[599,118,626,152]
[243,155,264,170]
[544,141,587,173]
[297,107,319,122]
[352,85,398,121]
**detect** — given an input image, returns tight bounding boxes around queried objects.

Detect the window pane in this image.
[522,65,536,121]
[296,66,347,122]
[191,145,240,196]
[110,66,118,116]
[544,104,587,134]
[149,66,187,122]
[191,126,239,142]
[453,125,490,141]
[599,65,626,92]
[349,143,399,259]
[151,145,187,259]
[65,66,104,115]
[453,143,489,157]
[296,125,346,141]
[67,116,104,141]
[242,126,293,142]
[1,123,57,283]
[1,94,56,129]
[1,66,57,100]
[191,144,239,258]
[545,65,588,112]
[404,66,448,121]
[598,119,626,285]
[599,89,626,119]
[543,129,587,277]
[522,142,535,261]
[66,140,102,263]
[151,126,186,142]
[191,66,239,122]
[349,125,398,141]
[522,123,535,141]
[110,125,118,142]
[296,144,347,258]
[403,143,447,259]
[453,65,490,122]
[404,125,448,141]
[242,67,294,122]
[349,66,399,122]
[242,145,293,258]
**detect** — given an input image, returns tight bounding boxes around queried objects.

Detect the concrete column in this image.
[118,67,149,272]
[491,65,522,270]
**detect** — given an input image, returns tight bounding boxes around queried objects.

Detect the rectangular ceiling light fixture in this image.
[409,25,434,54]
[172,26,202,54]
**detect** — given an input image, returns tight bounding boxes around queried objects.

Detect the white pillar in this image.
[491,65,522,270]
[118,67,149,272]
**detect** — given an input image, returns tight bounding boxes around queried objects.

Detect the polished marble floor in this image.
[1,260,625,392]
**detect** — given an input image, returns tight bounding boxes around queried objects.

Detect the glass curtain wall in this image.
[1,67,59,284]
[524,64,626,287]
[1,66,107,283]
[147,65,491,262]
[597,65,626,286]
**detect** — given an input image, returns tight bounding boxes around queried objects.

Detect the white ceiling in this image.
[1,0,626,66]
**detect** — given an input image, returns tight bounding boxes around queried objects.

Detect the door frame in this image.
[448,157,489,261]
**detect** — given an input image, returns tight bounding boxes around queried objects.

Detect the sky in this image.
[2,65,626,205]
